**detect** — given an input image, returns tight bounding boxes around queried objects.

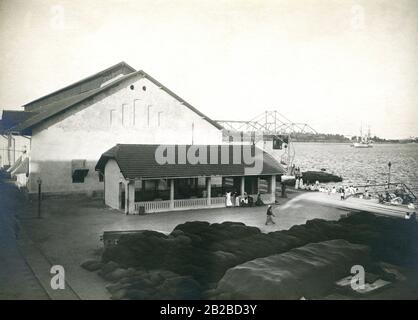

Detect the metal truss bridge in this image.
[215,110,317,136]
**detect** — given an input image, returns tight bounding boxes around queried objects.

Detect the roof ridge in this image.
[12,68,223,133]
[10,71,143,133]
[23,61,136,107]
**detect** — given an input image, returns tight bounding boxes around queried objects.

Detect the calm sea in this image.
[292,142,418,191]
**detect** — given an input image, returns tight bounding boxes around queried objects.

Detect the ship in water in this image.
[352,125,373,148]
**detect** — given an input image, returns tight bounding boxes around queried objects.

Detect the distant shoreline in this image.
[292,141,418,144]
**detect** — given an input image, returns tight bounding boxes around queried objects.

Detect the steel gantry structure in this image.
[215,110,318,174]
[215,110,317,136]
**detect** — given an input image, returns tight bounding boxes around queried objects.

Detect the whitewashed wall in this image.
[104,159,124,209]
[27,75,222,195]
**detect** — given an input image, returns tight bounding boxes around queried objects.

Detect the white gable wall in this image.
[104,159,125,210]
[27,76,222,195]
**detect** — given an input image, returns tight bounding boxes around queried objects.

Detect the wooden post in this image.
[128,180,135,214]
[37,177,42,219]
[388,161,392,188]
[170,179,175,209]
[240,176,245,196]
[124,181,129,215]
[270,175,276,203]
[207,177,211,206]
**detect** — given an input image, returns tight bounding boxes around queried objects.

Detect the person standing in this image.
[281,182,287,198]
[235,194,240,207]
[226,191,233,207]
[231,191,237,207]
[265,205,276,225]
[340,187,345,200]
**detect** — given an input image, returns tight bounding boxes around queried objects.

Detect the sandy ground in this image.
[17,189,347,299]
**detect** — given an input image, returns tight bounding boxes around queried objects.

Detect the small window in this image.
[99,172,104,182]
[72,173,86,183]
[142,86,147,91]
[71,159,89,183]
[130,85,135,90]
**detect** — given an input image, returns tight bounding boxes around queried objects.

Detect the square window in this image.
[71,159,88,183]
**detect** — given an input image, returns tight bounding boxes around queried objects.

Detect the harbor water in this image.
[292,142,418,191]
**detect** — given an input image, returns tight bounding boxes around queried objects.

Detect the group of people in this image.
[294,177,304,190]
[225,191,266,208]
[336,185,361,200]
[326,184,416,206]
[225,191,277,225]
[296,179,329,192]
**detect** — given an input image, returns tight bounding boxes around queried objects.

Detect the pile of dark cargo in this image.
[81,212,418,299]
[302,170,343,183]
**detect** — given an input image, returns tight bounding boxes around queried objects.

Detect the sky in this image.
[0,0,417,139]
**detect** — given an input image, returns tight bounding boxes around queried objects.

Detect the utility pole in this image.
[37,177,42,218]
[387,161,392,189]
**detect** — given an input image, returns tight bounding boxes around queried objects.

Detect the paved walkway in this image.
[0,179,48,299]
[295,192,412,218]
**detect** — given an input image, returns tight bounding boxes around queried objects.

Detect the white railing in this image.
[134,194,273,214]
[135,200,171,213]
[174,198,208,209]
[210,197,226,206]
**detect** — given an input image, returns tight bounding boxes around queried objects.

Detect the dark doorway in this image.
[119,182,125,210]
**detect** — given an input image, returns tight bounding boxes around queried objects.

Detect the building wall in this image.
[27,75,222,194]
[0,135,6,167]
[104,159,125,210]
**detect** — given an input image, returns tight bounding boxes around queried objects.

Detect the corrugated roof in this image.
[95,144,285,179]
[10,67,223,133]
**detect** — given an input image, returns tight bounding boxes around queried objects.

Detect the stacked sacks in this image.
[87,213,418,299]
[339,212,418,267]
[99,222,265,291]
[211,239,370,299]
[302,171,342,183]
[105,269,202,300]
[102,230,193,269]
